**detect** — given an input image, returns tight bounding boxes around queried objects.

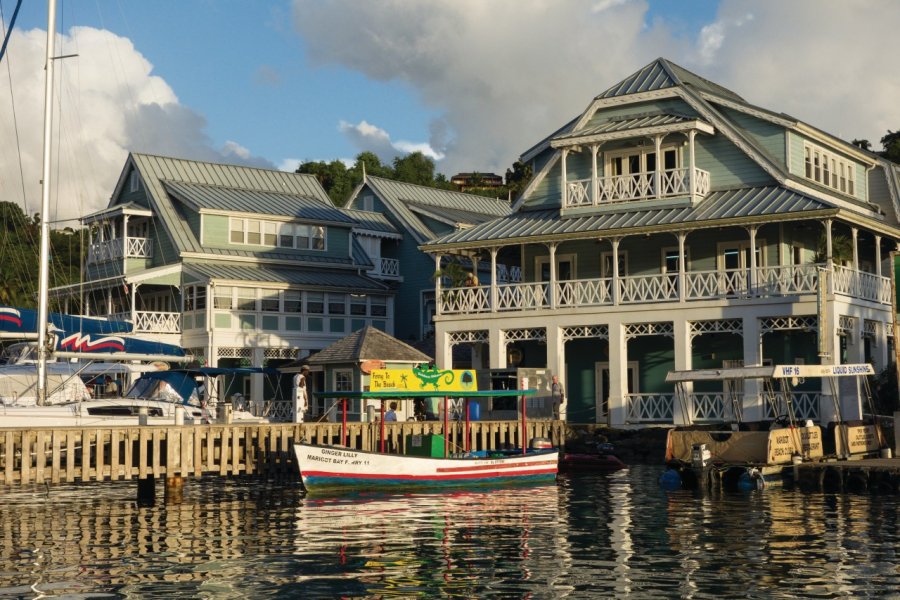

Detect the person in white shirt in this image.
[292,366,309,423]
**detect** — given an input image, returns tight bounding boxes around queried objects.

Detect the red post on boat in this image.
[464,398,470,453]
[521,392,527,456]
[443,395,449,458]
[380,399,386,454]
[342,398,347,447]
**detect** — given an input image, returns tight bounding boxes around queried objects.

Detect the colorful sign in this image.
[369,366,478,392]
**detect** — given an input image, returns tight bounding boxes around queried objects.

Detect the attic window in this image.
[804,143,855,196]
[362,194,374,211]
[129,171,142,193]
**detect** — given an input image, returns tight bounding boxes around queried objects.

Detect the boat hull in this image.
[294,443,559,493]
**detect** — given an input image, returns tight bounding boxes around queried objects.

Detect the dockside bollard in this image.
[175,405,185,425]
[138,406,148,426]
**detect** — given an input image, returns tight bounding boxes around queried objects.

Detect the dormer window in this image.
[804,143,855,196]
[129,171,142,193]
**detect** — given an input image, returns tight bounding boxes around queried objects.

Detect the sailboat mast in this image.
[36,0,58,406]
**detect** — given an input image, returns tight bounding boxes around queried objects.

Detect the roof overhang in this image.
[550,119,714,149]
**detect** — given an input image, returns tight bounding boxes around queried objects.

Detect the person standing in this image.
[293,365,310,423]
[384,401,398,422]
[551,375,565,420]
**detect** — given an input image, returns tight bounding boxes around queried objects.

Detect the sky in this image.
[0,0,899,224]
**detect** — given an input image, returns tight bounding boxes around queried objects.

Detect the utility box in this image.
[406,433,445,458]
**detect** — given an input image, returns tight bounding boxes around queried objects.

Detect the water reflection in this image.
[0,466,898,597]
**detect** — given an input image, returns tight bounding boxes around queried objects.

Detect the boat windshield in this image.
[126,372,201,406]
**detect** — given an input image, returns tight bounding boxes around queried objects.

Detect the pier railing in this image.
[0,420,566,486]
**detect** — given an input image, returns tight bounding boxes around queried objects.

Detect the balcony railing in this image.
[565,167,711,208]
[626,393,675,423]
[87,237,153,264]
[110,310,181,334]
[438,264,891,314]
[368,257,401,279]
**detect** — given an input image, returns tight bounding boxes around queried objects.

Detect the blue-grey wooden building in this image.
[422,58,900,427]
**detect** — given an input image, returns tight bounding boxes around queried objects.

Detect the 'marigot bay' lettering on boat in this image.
[308,448,369,466]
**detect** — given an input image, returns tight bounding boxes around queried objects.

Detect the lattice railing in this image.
[562,325,609,341]
[504,328,546,343]
[832,266,891,304]
[496,282,548,311]
[440,286,490,313]
[690,319,743,338]
[218,347,252,359]
[567,179,592,206]
[448,330,489,345]
[760,316,818,333]
[557,278,612,308]
[618,273,678,303]
[626,393,674,423]
[753,265,818,295]
[764,392,820,421]
[863,320,878,339]
[685,268,749,299]
[125,237,153,258]
[690,393,728,422]
[624,322,674,339]
[133,311,180,333]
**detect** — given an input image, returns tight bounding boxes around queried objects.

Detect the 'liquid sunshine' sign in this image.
[369,366,478,392]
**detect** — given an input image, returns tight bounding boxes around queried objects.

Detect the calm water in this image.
[1,465,898,598]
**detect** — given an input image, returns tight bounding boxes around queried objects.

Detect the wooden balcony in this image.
[111,311,181,333]
[368,257,401,280]
[87,237,153,264]
[565,166,710,208]
[438,264,891,314]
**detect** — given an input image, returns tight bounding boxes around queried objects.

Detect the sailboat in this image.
[0,1,267,427]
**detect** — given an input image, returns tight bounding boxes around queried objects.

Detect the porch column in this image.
[607,321,628,426]
[824,219,833,264]
[591,144,599,206]
[875,235,882,277]
[545,325,566,420]
[678,231,687,303]
[251,347,265,409]
[548,242,558,310]
[688,130,697,200]
[490,247,499,313]
[741,317,764,422]
[672,319,692,425]
[653,134,662,198]
[435,331,452,369]
[611,238,621,306]
[130,283,137,322]
[489,328,507,369]
[123,214,130,272]
[851,227,859,270]
[433,255,442,317]
[748,225,758,296]
[560,148,569,207]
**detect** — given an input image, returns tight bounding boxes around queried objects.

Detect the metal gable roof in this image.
[364,175,511,243]
[189,246,357,267]
[129,153,334,255]
[341,208,401,236]
[596,58,746,102]
[164,180,353,223]
[552,113,705,145]
[183,262,387,291]
[423,186,832,248]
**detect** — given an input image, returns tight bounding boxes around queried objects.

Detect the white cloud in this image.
[291,0,900,174]
[0,25,271,224]
[338,119,444,163]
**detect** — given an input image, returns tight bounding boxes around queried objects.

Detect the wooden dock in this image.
[0,419,565,486]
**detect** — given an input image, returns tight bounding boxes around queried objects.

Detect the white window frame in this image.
[535,253,577,282]
[661,246,690,273]
[716,239,767,270]
[803,143,856,196]
[604,144,682,176]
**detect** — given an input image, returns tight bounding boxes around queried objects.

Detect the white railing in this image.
[764,392,820,422]
[133,311,181,333]
[565,167,711,207]
[437,264,889,315]
[690,393,727,422]
[369,257,400,278]
[557,278,612,308]
[87,237,152,264]
[618,273,678,303]
[626,393,675,423]
[833,265,891,304]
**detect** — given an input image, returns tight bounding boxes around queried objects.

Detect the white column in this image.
[851,227,859,270]
[875,235,882,277]
[654,134,662,198]
[433,255,442,317]
[688,130,697,200]
[490,247,499,313]
[546,325,566,420]
[678,231,687,303]
[548,242,557,310]
[607,321,628,426]
[741,316,764,421]
[489,328,507,369]
[591,144,599,206]
[251,347,265,409]
[825,220,833,263]
[748,225,758,296]
[611,238,621,306]
[435,331,452,369]
[672,319,692,425]
[560,148,569,207]
[878,321,889,374]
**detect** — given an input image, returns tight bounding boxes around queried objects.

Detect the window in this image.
[229,218,326,250]
[129,171,141,193]
[311,226,326,250]
[803,143,856,195]
[361,194,374,211]
[185,286,207,311]
[661,248,688,273]
[260,290,280,312]
[328,293,346,315]
[350,295,367,316]
[601,252,628,277]
[279,223,294,248]
[335,369,353,392]
[263,222,278,246]
[247,220,261,245]
[284,290,301,312]
[295,224,310,249]
[236,288,257,311]
[370,296,387,317]
[214,286,234,309]
[306,292,324,314]
[230,219,244,243]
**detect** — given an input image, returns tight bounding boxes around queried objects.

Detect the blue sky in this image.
[1,0,899,222]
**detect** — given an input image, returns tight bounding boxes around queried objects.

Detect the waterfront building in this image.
[421,58,900,427]
[51,153,394,404]
[344,175,512,342]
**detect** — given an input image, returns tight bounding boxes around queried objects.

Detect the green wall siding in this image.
[787,131,867,201]
[695,133,773,189]
[718,106,787,165]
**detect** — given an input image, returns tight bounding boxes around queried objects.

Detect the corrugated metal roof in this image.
[183,262,387,291]
[341,208,400,236]
[597,58,745,102]
[423,186,832,247]
[131,153,333,254]
[193,246,356,267]
[406,201,501,227]
[364,176,511,244]
[307,326,430,364]
[164,180,353,223]
[553,113,695,143]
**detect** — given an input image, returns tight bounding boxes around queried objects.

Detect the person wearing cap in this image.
[293,365,310,423]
